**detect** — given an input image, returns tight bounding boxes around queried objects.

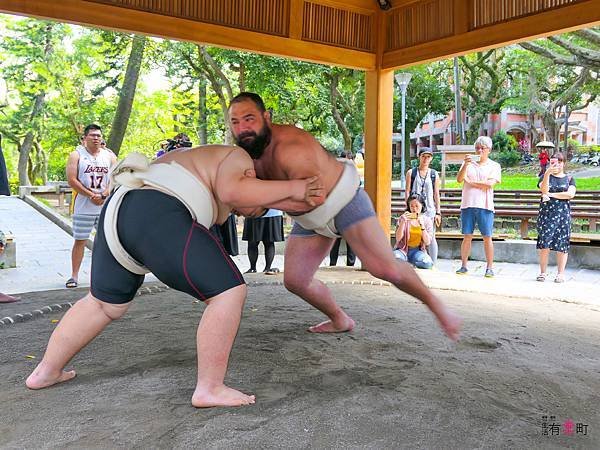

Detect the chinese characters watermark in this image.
[541,415,589,436]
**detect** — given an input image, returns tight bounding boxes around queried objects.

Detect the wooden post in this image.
[520,218,529,239]
[364,69,394,234]
[441,151,447,188]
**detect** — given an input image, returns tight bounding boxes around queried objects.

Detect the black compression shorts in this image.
[91,189,244,304]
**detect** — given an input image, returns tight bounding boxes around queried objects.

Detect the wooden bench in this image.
[391,188,600,238]
[435,231,510,241]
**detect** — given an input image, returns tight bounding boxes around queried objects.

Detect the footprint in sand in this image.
[460,337,502,351]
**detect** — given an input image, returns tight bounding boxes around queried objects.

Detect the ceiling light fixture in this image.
[376,0,392,11]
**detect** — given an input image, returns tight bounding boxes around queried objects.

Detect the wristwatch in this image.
[101,193,107,200]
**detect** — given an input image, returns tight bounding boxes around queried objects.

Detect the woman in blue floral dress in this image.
[536,152,576,283]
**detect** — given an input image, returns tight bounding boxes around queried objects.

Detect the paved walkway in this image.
[1,196,94,294]
[1,196,599,307]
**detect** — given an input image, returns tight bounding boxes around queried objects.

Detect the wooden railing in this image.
[19,183,72,209]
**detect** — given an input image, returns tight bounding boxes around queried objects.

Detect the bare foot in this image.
[308,315,355,333]
[192,384,256,408]
[438,310,463,341]
[26,366,77,390]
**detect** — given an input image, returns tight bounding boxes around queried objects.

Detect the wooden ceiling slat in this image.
[472,0,585,29]
[0,0,596,72]
[300,2,373,52]
[386,0,453,50]
[384,0,599,69]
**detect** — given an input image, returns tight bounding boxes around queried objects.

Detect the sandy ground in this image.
[1,275,599,449]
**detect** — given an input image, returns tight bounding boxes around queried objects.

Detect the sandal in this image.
[65,278,78,288]
[554,274,565,283]
[0,292,19,303]
[536,273,546,282]
[264,268,280,275]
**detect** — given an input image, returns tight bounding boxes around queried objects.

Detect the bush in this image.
[567,138,580,152]
[9,177,19,195]
[492,131,518,153]
[491,150,521,168]
[47,158,67,182]
[430,153,441,172]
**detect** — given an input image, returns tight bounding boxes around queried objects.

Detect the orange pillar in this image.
[364,69,394,234]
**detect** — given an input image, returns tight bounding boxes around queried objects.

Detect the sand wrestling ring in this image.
[1,270,599,448]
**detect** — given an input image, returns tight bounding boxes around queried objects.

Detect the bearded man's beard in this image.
[235,124,271,159]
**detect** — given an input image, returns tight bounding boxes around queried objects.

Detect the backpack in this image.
[409,168,436,213]
[410,167,436,194]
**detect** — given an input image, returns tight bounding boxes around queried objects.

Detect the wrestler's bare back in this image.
[153,145,252,224]
[253,125,343,214]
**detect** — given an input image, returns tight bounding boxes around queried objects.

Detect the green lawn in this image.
[444,174,600,190]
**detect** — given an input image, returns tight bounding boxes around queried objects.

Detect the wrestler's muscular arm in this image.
[260,142,326,214]
[215,147,323,209]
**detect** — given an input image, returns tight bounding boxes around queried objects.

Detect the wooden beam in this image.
[383,0,600,69]
[389,0,421,7]
[289,0,304,40]
[0,0,376,70]
[313,0,378,15]
[453,0,470,36]
[364,69,394,234]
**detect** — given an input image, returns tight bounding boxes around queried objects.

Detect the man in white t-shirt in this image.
[456,136,502,277]
[66,124,116,288]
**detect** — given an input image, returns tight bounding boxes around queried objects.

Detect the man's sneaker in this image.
[456,267,468,275]
[485,268,494,278]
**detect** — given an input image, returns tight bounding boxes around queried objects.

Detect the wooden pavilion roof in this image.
[2,0,599,71]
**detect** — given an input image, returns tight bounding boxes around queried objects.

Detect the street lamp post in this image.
[395,72,412,189]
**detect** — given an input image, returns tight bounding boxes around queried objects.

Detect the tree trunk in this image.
[107,34,146,155]
[460,51,509,144]
[196,46,234,144]
[27,140,48,185]
[18,132,34,186]
[198,76,208,144]
[527,111,540,145]
[330,74,352,152]
[18,91,46,186]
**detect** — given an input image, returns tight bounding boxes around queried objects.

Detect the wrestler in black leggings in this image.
[91,189,244,304]
[247,240,275,272]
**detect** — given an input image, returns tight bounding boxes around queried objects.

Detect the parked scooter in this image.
[572,153,591,164]
[521,152,534,165]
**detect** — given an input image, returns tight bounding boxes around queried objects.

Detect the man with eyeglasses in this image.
[456,136,502,278]
[65,124,116,288]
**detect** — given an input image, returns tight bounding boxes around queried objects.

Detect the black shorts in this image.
[91,189,244,304]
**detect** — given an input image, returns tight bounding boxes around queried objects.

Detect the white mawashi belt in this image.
[292,159,360,238]
[104,153,215,274]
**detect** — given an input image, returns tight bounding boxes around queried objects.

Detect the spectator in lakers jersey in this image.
[66,124,116,288]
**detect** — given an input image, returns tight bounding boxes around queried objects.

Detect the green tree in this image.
[518,30,599,144]
[107,34,146,155]
[394,63,453,163]
[0,17,72,185]
[459,50,514,143]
